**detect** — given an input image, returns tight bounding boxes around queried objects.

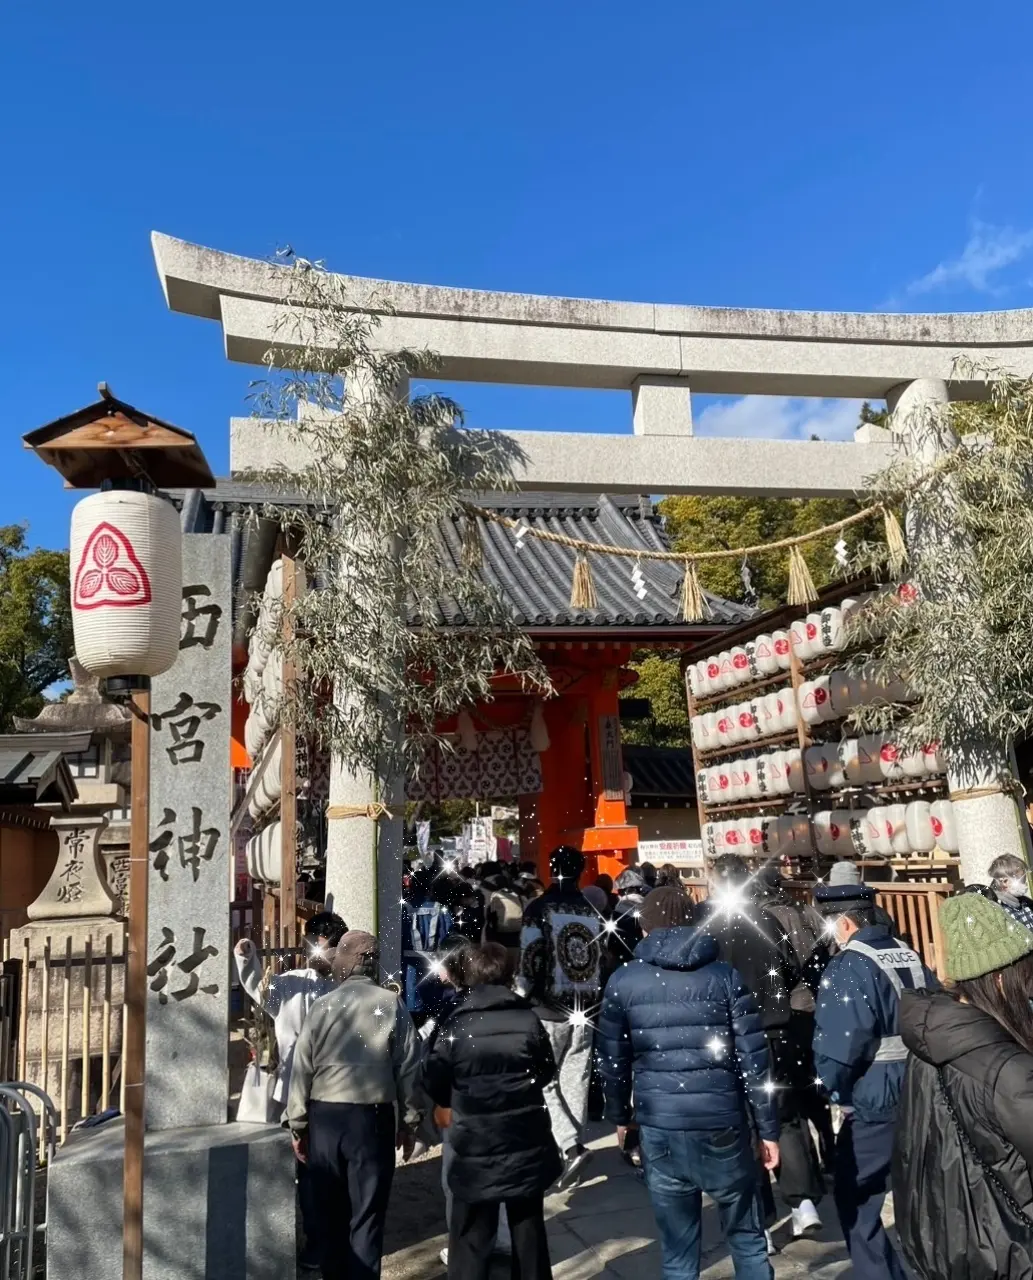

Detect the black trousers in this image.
[308,1101,396,1280]
[762,1025,826,1210]
[449,1195,551,1280]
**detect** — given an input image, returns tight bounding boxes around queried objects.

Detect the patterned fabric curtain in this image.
[406,727,543,801]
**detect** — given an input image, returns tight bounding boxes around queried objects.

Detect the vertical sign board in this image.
[145,534,231,1130]
[599,714,624,800]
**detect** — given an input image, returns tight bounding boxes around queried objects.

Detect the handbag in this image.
[236,1060,278,1124]
[938,1067,1033,1232]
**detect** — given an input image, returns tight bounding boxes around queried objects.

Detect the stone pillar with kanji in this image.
[145,533,232,1130]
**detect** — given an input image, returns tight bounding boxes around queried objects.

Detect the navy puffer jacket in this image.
[596,926,778,1140]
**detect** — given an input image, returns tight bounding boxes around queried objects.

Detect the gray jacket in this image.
[286,976,420,1131]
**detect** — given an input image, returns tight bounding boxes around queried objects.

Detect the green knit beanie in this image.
[940,893,1033,982]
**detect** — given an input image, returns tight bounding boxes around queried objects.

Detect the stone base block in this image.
[47,1119,296,1280]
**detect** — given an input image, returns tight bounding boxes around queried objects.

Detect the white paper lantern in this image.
[768,749,792,797]
[814,810,854,856]
[886,804,910,855]
[829,668,853,718]
[923,742,946,775]
[740,814,765,853]
[772,630,793,671]
[867,806,893,856]
[906,802,936,853]
[727,646,747,684]
[716,709,737,748]
[820,606,846,652]
[846,811,870,856]
[775,689,797,734]
[737,703,761,742]
[755,694,777,738]
[790,617,815,664]
[70,490,182,678]
[753,634,780,676]
[704,654,722,690]
[878,738,905,782]
[931,800,959,854]
[805,744,834,791]
[841,738,863,785]
[786,748,806,794]
[805,612,826,655]
[717,650,735,691]
[857,735,884,784]
[723,820,748,855]
[759,815,781,857]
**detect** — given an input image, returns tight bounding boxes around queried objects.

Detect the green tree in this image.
[0,525,72,729]
[659,403,885,608]
[620,651,692,748]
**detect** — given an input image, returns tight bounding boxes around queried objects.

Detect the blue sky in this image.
[4,1,1033,548]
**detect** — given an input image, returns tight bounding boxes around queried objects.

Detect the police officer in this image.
[814,883,936,1280]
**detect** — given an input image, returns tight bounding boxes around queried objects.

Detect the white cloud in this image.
[906,221,1033,297]
[694,396,865,442]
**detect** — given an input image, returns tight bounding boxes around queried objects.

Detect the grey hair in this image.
[988,854,1029,886]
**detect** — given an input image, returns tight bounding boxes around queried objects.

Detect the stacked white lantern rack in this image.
[685,583,959,875]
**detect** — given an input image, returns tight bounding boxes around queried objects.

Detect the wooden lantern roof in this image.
[23,383,215,489]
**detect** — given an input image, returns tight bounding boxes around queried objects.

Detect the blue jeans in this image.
[639,1126,772,1280]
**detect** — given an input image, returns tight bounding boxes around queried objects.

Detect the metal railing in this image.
[0,1082,57,1280]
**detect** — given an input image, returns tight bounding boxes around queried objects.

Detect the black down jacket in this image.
[421,984,562,1202]
[893,987,1033,1280]
[596,926,778,1139]
[694,898,796,1031]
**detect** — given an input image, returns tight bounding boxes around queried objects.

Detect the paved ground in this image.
[380,1124,894,1279]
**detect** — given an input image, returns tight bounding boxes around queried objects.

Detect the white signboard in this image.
[637,838,704,866]
[464,816,496,862]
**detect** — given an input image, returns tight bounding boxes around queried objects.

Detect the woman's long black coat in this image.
[894,987,1033,1279]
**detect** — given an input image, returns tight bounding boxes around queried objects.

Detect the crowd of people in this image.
[234,845,1033,1280]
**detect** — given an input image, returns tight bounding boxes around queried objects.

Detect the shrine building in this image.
[174,483,750,883]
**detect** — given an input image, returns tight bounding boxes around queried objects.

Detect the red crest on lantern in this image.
[73,522,152,610]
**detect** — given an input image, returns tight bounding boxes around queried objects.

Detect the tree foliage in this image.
[658,403,887,609]
[849,366,1033,776]
[245,255,550,782]
[0,525,72,729]
[620,652,692,748]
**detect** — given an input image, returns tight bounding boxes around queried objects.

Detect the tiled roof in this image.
[622,745,696,802]
[0,743,77,807]
[173,484,754,634]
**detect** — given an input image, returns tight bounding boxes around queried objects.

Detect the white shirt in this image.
[235,949,337,1102]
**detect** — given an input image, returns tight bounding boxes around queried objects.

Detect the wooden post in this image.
[279,551,298,950]
[123,683,151,1280]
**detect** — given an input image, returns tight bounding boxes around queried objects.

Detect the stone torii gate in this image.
[152,231,1033,919]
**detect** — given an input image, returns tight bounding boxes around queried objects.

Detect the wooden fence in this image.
[0,935,126,1144]
[686,880,952,977]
